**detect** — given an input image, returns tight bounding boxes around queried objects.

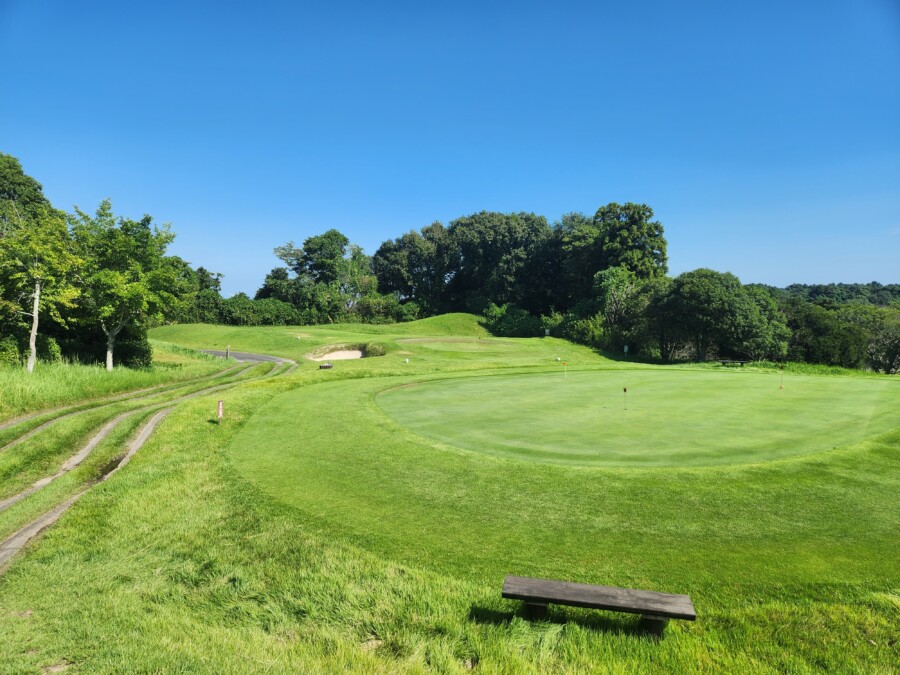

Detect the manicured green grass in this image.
[149,316,604,374]
[377,369,900,465]
[0,317,896,672]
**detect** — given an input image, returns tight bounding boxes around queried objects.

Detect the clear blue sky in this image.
[2,0,898,297]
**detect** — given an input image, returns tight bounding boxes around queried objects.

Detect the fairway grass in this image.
[0,317,896,673]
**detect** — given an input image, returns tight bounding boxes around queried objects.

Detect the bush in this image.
[541,311,564,336]
[37,335,62,363]
[116,336,154,369]
[363,343,387,357]
[0,336,20,366]
[483,303,542,337]
[562,314,607,349]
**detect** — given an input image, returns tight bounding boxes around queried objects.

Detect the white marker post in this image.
[218,400,224,424]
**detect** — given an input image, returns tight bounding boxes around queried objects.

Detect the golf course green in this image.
[376,369,899,466]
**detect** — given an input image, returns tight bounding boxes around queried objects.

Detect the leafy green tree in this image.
[0,153,52,236]
[446,211,550,312]
[594,266,638,350]
[255,267,294,302]
[556,211,602,308]
[195,266,223,293]
[70,200,175,371]
[0,204,80,372]
[642,276,682,360]
[373,222,456,315]
[275,229,350,285]
[668,269,770,360]
[593,202,668,279]
[838,304,900,373]
[782,299,868,368]
[743,285,790,360]
[340,244,377,310]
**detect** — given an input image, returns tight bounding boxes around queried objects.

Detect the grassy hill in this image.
[0,317,896,672]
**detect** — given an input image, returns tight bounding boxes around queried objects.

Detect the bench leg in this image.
[523,602,548,619]
[638,614,669,637]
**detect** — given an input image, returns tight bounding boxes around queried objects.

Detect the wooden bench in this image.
[718,359,749,367]
[502,575,696,636]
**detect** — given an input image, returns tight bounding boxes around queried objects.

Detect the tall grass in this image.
[0,344,223,421]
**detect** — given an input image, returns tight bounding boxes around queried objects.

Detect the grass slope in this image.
[0,317,895,672]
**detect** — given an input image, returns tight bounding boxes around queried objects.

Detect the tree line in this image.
[2,152,898,373]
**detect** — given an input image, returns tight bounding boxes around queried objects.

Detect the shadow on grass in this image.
[469,604,655,639]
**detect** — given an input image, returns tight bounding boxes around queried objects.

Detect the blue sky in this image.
[2,0,898,297]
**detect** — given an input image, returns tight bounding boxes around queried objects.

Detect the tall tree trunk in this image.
[106,332,115,372]
[26,279,41,373]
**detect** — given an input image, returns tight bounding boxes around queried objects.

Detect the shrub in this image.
[483,303,542,337]
[37,335,62,363]
[0,336,20,366]
[363,343,387,357]
[560,313,607,349]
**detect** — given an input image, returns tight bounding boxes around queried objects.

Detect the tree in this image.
[275,229,350,285]
[446,211,550,312]
[373,222,456,315]
[668,269,768,360]
[743,285,790,360]
[642,276,682,360]
[0,204,80,372]
[0,153,51,236]
[556,211,602,308]
[70,200,175,371]
[195,266,223,293]
[838,304,900,374]
[594,266,638,350]
[593,202,668,279]
[782,299,868,368]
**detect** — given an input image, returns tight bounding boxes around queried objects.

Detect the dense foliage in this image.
[1,152,897,373]
[0,154,185,370]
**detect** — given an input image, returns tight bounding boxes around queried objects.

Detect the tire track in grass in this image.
[0,365,252,454]
[0,408,172,572]
[0,352,295,572]
[0,363,241,433]
[0,362,271,509]
[0,411,138,513]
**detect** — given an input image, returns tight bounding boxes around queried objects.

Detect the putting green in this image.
[376,369,900,466]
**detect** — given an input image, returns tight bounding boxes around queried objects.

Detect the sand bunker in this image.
[312,350,363,361]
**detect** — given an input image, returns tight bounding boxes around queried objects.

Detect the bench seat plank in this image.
[502,575,696,621]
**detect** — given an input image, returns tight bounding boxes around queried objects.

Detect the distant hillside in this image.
[777,282,900,306]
